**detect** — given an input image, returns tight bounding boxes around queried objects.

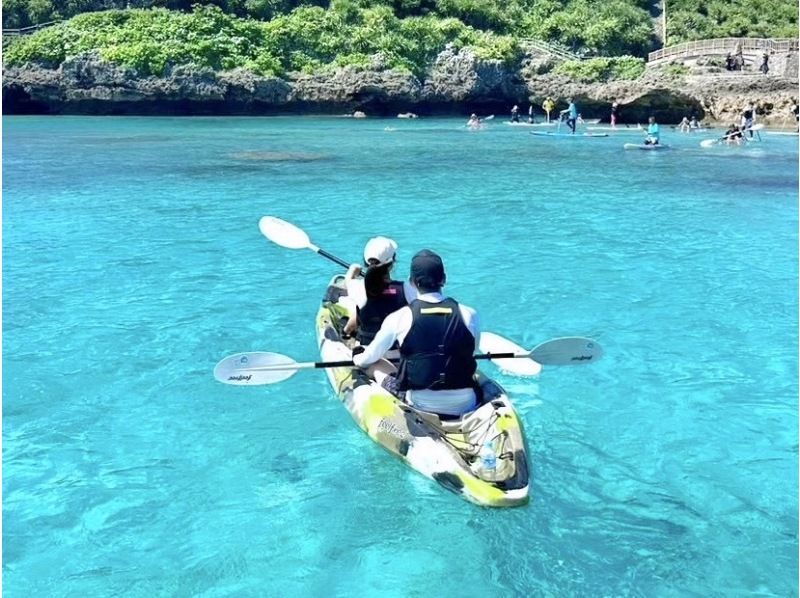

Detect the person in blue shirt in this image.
[644,115,660,145]
[560,98,578,134]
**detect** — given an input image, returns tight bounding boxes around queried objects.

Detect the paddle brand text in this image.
[228,375,252,381]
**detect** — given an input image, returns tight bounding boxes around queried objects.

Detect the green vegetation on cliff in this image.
[3,0,796,82]
[3,5,522,76]
[667,0,798,45]
[5,0,658,58]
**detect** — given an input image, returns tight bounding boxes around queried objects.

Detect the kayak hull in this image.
[316,276,530,507]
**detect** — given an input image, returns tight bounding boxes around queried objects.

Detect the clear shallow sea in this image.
[3,115,798,597]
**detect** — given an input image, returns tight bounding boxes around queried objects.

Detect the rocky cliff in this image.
[4,47,798,123]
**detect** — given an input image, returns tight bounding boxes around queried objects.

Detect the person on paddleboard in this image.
[644,115,660,145]
[510,105,520,123]
[343,237,416,344]
[741,103,756,138]
[352,250,480,417]
[560,99,578,134]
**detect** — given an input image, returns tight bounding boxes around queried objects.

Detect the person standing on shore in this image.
[791,101,799,129]
[560,98,578,134]
[760,52,769,75]
[610,101,620,127]
[542,97,555,123]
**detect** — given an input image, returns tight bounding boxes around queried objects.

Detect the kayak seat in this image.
[323,286,347,304]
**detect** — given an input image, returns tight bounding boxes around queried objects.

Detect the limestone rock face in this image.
[422,46,524,104]
[3,49,798,123]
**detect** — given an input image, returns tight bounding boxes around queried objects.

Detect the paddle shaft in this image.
[313,245,351,270]
[236,352,530,373]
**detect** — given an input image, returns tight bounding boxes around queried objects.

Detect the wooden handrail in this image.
[2,20,61,36]
[648,37,799,63]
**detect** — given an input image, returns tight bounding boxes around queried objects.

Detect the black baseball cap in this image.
[410,249,445,288]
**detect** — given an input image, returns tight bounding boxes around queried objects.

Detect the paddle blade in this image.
[700,139,716,148]
[530,337,602,365]
[214,352,298,385]
[478,332,542,376]
[259,216,312,250]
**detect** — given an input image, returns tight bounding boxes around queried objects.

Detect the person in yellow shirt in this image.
[542,97,556,123]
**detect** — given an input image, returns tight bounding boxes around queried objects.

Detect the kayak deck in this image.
[315,276,530,507]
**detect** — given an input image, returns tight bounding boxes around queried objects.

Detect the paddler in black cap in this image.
[352,249,481,416]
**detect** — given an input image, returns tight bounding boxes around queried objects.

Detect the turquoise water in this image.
[3,115,798,596]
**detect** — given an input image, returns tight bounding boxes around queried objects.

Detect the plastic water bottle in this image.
[480,441,497,472]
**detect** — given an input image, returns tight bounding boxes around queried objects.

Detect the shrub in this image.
[553,55,645,82]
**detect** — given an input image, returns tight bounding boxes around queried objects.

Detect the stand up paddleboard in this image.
[505,122,555,127]
[531,132,609,138]
[623,143,670,150]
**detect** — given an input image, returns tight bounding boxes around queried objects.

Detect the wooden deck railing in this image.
[3,20,61,36]
[648,37,799,63]
[519,38,581,62]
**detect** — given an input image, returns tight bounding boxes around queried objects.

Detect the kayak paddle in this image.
[214,337,603,386]
[259,216,351,270]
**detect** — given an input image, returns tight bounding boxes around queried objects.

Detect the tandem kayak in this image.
[316,275,530,507]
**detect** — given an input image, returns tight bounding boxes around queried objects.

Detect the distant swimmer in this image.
[644,115,660,145]
[723,123,743,145]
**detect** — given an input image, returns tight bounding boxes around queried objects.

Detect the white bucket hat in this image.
[363,236,398,266]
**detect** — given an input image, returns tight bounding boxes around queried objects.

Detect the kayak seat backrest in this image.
[323,285,347,305]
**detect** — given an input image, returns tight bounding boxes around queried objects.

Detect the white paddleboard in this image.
[624,143,669,150]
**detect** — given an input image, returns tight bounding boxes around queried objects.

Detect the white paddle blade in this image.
[258,216,311,250]
[530,337,602,365]
[700,139,716,148]
[214,352,298,385]
[479,332,542,376]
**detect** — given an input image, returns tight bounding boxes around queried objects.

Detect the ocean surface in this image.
[3,116,798,597]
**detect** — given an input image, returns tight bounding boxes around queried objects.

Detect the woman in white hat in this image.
[343,237,417,344]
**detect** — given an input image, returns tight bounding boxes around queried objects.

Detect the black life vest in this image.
[356,280,407,345]
[743,109,753,119]
[396,298,476,391]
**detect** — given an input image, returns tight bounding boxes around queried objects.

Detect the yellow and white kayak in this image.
[315,275,530,507]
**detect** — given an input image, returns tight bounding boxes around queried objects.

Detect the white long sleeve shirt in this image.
[352,292,480,415]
